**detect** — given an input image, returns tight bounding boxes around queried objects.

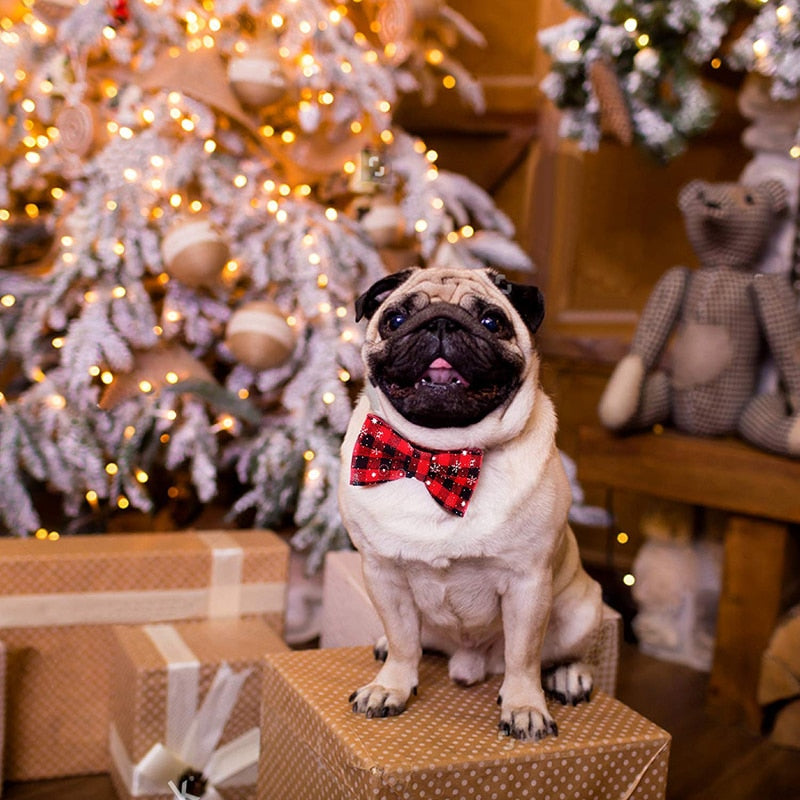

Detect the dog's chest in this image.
[404,558,503,635]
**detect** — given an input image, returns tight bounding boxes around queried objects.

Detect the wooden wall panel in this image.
[533,121,751,362]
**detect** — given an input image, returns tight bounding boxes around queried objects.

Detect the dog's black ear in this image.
[491,272,545,334]
[355,269,417,322]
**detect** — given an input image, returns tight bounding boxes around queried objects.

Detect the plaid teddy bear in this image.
[598,178,800,457]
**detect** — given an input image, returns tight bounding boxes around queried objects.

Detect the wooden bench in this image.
[576,425,800,729]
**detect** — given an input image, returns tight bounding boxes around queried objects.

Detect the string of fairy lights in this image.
[0,0,482,537]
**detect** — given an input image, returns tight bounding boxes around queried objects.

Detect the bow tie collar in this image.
[349,415,483,517]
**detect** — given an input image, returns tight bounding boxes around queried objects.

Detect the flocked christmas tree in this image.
[538,0,800,161]
[0,0,532,569]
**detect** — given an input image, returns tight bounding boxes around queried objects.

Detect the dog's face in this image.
[355,267,545,430]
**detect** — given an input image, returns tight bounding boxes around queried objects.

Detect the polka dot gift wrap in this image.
[0,530,288,781]
[258,647,671,800]
[109,617,288,800]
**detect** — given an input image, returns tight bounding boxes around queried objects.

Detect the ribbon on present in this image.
[0,531,285,628]
[198,531,246,619]
[109,623,259,799]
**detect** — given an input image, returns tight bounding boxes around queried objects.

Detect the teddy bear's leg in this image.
[629,371,672,429]
[598,361,671,431]
[751,274,800,407]
[738,394,800,457]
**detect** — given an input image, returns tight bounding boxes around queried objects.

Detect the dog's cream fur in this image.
[339,268,602,740]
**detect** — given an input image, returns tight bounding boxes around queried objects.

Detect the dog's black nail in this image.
[412,685,418,696]
[549,719,559,737]
[498,721,511,735]
[497,694,502,706]
[381,706,390,717]
[348,691,358,703]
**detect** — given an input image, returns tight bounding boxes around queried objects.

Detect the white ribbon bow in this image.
[109,625,260,799]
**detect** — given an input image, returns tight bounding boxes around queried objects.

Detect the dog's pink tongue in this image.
[422,357,470,387]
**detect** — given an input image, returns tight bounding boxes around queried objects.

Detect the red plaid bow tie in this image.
[349,415,483,517]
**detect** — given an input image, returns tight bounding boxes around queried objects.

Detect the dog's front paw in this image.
[497,677,558,742]
[498,706,558,742]
[349,683,413,718]
[543,662,593,706]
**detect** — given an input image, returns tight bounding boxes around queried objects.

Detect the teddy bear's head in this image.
[678,179,788,270]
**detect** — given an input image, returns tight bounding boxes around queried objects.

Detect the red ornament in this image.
[109,0,129,24]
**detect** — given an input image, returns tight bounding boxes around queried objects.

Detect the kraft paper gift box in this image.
[319,549,622,696]
[259,647,671,800]
[0,529,288,781]
[109,618,288,800]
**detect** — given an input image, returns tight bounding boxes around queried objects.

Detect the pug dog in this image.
[338,266,602,741]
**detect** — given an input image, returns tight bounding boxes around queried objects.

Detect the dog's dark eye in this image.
[378,306,411,337]
[480,311,504,334]
[386,312,407,331]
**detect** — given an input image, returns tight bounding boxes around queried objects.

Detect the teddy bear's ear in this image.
[757,179,789,214]
[678,180,706,212]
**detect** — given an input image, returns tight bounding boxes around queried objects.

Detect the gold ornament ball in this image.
[228,51,288,108]
[160,218,230,288]
[226,301,297,370]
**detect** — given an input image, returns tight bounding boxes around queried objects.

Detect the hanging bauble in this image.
[228,48,288,109]
[360,196,407,248]
[108,0,128,25]
[225,301,297,371]
[160,217,230,288]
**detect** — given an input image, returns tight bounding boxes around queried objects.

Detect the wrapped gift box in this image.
[109,617,288,800]
[259,647,670,800]
[319,549,622,695]
[0,529,288,780]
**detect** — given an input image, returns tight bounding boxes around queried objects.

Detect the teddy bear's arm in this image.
[750,273,800,411]
[629,266,690,370]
